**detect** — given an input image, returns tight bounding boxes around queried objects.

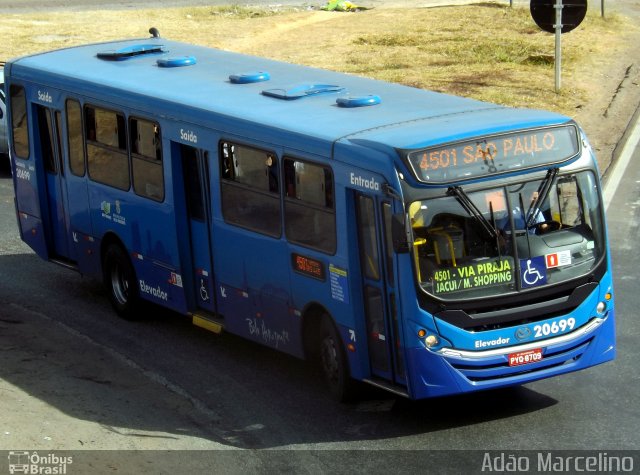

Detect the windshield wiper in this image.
[448,186,496,239]
[526,168,558,228]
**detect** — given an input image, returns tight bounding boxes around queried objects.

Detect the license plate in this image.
[508,348,543,367]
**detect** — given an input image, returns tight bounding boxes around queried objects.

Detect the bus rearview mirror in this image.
[392,213,410,254]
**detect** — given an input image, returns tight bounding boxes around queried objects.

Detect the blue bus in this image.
[6,30,615,401]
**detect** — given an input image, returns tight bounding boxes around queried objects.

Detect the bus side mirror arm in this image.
[392,213,410,254]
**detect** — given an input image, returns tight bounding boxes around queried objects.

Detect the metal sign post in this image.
[530,0,588,93]
[555,0,563,93]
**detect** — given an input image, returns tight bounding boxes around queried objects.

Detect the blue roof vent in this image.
[157,56,197,68]
[262,84,345,100]
[336,95,382,108]
[229,71,271,84]
[97,44,165,60]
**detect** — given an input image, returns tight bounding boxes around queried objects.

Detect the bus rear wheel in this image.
[103,244,140,320]
[319,315,358,402]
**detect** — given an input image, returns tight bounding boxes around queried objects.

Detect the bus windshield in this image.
[410,170,605,300]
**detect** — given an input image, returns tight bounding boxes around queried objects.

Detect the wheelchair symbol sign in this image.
[520,256,547,288]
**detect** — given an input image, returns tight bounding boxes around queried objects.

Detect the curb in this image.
[602,101,640,209]
[603,100,640,182]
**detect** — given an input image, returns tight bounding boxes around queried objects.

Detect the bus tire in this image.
[102,243,140,320]
[319,315,358,402]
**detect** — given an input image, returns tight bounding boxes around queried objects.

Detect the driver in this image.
[501,191,550,234]
[515,191,547,230]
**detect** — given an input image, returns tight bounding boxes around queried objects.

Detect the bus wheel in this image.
[319,315,357,402]
[103,244,140,320]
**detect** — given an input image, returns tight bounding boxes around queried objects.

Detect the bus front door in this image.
[356,193,406,387]
[178,143,216,313]
[35,105,72,261]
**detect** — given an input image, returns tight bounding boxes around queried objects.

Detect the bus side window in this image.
[35,106,56,175]
[283,158,336,254]
[10,85,30,159]
[219,141,281,237]
[66,99,85,176]
[85,105,130,191]
[130,117,164,201]
[356,194,380,281]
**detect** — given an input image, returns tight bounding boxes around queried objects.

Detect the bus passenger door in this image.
[356,193,406,386]
[178,143,216,313]
[35,105,72,261]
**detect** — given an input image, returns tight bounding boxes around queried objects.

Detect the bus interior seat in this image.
[427,225,465,267]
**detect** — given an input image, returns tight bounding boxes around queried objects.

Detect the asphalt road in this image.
[1,0,636,15]
[0,0,313,13]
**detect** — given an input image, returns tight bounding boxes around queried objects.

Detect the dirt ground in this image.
[567,20,640,175]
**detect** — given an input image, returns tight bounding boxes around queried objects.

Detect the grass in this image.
[305,5,631,110]
[0,2,636,117]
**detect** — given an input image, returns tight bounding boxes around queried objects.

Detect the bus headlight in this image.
[425,335,439,348]
[596,301,607,314]
[417,328,446,349]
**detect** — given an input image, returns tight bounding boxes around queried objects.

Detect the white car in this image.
[0,65,8,159]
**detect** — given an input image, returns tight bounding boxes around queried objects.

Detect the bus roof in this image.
[8,36,572,151]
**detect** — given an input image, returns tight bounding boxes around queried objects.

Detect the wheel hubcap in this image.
[321,336,339,382]
[110,264,129,305]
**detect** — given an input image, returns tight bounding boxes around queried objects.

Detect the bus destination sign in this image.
[291,253,326,281]
[406,125,579,184]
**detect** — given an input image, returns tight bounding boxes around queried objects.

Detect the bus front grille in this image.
[444,337,593,383]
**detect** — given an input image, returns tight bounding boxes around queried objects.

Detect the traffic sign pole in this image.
[555,0,563,93]
[530,0,587,93]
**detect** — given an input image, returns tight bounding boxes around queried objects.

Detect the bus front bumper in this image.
[405,312,616,399]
